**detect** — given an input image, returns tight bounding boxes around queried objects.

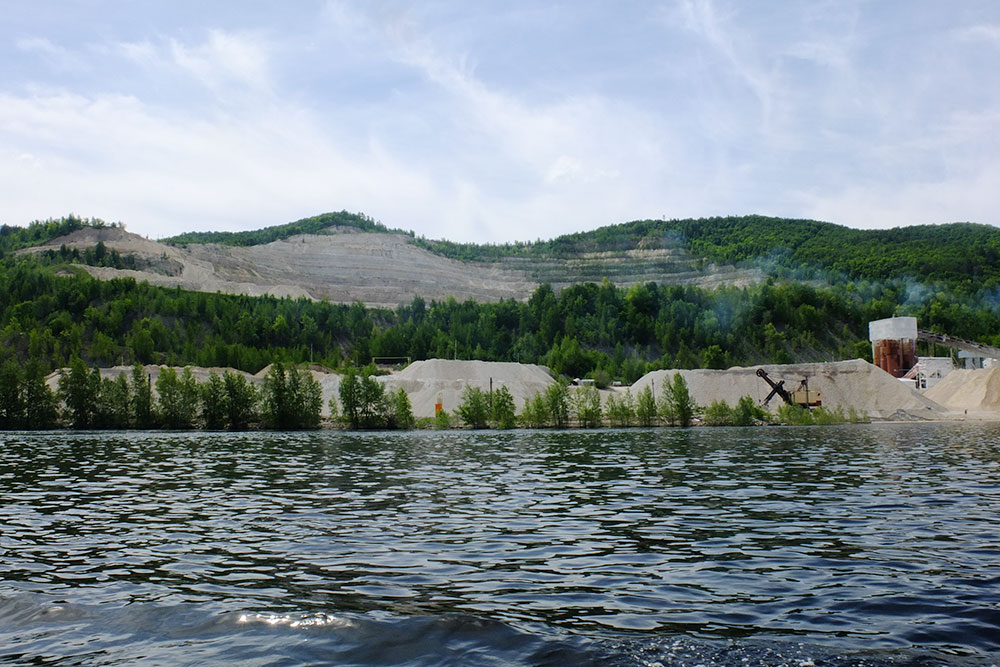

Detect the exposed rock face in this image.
[23,226,761,307]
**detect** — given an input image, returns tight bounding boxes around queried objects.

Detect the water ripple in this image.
[2,423,1000,664]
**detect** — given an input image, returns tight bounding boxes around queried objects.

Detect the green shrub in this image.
[776,402,814,425]
[545,381,570,428]
[491,385,517,429]
[703,399,735,426]
[635,385,658,426]
[734,394,769,426]
[433,408,451,430]
[571,384,603,428]
[606,390,635,427]
[388,387,415,429]
[458,385,490,429]
[520,391,549,428]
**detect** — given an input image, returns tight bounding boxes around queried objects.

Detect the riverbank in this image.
[39,357,992,427]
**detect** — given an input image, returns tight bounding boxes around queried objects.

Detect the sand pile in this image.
[924,367,1000,414]
[632,359,947,420]
[381,359,554,418]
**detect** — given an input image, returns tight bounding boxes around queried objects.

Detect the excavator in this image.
[756,369,822,408]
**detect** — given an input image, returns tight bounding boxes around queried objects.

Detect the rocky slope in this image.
[23,225,761,307]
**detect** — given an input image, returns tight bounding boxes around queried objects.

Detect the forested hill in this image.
[161,211,399,246]
[160,212,1000,290]
[414,216,1000,289]
[3,213,1000,387]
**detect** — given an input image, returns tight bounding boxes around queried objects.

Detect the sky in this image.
[2,1,998,243]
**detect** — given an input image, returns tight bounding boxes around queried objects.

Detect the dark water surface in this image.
[2,424,999,665]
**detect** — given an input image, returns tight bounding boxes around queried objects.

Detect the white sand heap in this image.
[924,367,1000,414]
[381,359,555,419]
[631,359,947,420]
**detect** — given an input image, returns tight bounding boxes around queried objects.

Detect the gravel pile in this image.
[924,367,1000,414]
[632,359,947,420]
[382,359,555,419]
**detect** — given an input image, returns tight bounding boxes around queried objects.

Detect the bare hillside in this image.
[23,226,761,306]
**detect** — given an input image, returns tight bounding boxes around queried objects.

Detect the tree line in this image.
[3,215,1000,389]
[4,252,1000,388]
[0,358,322,431]
[161,211,394,247]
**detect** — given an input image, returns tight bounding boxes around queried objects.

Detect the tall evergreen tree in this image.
[23,359,59,430]
[0,358,25,429]
[491,385,517,430]
[96,373,131,429]
[223,371,258,430]
[59,357,99,429]
[457,385,490,429]
[201,372,227,430]
[635,384,658,427]
[570,384,603,428]
[131,364,156,429]
[669,372,697,427]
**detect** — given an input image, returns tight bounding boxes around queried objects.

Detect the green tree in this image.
[338,367,362,428]
[702,344,727,369]
[387,387,415,429]
[223,371,258,430]
[544,380,570,428]
[733,394,768,426]
[131,363,156,429]
[433,407,451,429]
[703,399,735,426]
[95,373,132,429]
[338,365,387,429]
[59,357,99,429]
[490,384,517,429]
[327,393,340,425]
[0,358,25,429]
[458,385,490,429]
[570,384,602,428]
[290,366,323,429]
[128,319,156,364]
[157,367,199,429]
[658,379,676,425]
[23,359,59,430]
[635,384,658,427]
[606,390,635,427]
[669,372,697,427]
[520,391,549,428]
[201,372,227,430]
[177,368,201,426]
[258,363,323,430]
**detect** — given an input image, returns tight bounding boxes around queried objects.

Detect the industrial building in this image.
[869,316,1000,391]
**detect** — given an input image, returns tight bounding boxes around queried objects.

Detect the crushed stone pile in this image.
[924,367,1000,414]
[631,359,947,420]
[382,359,554,419]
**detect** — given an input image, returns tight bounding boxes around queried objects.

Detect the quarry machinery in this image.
[756,369,822,408]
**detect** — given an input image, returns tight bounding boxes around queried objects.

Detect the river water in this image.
[1,424,999,665]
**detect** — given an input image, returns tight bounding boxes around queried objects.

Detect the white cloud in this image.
[1,2,997,242]
[954,23,1000,47]
[15,36,84,72]
[168,30,273,94]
